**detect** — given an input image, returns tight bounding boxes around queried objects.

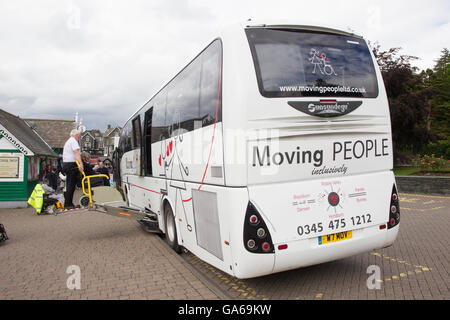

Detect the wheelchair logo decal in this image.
[309,48,338,76]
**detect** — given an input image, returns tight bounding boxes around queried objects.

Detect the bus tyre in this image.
[165,205,181,253]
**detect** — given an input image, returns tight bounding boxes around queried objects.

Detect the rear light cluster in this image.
[388,185,400,229]
[243,202,274,254]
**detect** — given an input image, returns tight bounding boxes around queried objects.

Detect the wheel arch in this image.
[160,195,175,235]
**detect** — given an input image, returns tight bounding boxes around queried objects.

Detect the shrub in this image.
[412,154,450,170]
[420,140,450,160]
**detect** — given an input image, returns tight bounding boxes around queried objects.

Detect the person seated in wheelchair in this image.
[81,152,104,188]
[42,178,65,210]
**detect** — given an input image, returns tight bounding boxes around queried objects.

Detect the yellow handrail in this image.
[76,161,109,208]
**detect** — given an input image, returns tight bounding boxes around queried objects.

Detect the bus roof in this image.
[243,19,363,39]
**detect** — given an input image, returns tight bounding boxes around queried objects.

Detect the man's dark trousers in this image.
[63,162,78,207]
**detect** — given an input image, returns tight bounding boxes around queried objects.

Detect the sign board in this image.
[0,157,19,178]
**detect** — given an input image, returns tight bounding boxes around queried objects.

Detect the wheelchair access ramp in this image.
[95,201,148,221]
[90,186,160,233]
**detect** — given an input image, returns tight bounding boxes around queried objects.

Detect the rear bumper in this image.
[273,223,399,274]
[232,170,399,278]
[233,223,398,279]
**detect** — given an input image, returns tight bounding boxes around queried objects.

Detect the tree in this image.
[370,43,436,164]
[427,48,450,140]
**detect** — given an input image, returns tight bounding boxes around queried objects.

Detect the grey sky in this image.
[0,0,448,131]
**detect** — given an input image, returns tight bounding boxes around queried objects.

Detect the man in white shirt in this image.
[62,129,84,209]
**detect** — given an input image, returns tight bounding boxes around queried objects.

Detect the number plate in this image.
[318,231,352,245]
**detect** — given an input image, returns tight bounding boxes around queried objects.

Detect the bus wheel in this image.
[165,204,181,253]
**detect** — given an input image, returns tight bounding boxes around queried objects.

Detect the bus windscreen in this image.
[246,28,379,98]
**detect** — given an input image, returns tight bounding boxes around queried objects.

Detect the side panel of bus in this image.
[117,39,247,275]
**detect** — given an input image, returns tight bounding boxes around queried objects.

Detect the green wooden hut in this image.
[0,109,58,208]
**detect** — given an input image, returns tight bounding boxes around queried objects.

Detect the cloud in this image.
[0,0,448,130]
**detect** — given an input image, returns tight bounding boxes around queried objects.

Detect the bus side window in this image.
[199,39,222,127]
[163,39,222,138]
[131,115,142,149]
[151,90,168,144]
[144,107,153,176]
[166,57,201,137]
[122,122,133,153]
[132,115,142,175]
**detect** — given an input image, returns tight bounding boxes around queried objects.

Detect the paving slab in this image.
[0,192,221,300]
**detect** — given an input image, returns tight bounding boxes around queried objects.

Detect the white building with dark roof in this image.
[24,118,77,155]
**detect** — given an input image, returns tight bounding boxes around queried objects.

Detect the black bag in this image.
[0,223,8,243]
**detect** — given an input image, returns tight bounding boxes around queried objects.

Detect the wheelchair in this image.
[41,194,63,214]
[79,176,106,207]
[76,161,111,209]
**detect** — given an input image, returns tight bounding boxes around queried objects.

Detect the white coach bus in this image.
[112,21,400,279]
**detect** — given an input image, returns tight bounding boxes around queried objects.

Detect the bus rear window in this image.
[246,28,379,98]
